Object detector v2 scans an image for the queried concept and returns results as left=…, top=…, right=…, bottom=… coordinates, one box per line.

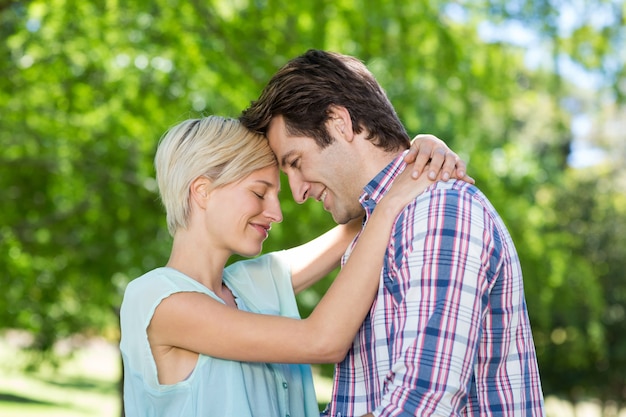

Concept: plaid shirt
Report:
left=323, top=154, right=545, bottom=417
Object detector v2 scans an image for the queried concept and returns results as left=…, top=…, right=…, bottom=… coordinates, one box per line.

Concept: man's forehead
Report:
left=266, top=116, right=288, bottom=145
left=267, top=117, right=298, bottom=164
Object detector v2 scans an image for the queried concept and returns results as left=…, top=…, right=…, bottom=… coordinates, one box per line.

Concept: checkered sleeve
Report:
left=375, top=185, right=503, bottom=417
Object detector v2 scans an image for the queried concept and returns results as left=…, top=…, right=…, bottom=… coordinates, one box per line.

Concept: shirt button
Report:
left=282, top=382, right=288, bottom=389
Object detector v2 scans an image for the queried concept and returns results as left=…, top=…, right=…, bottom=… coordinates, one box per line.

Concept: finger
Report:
left=406, top=149, right=432, bottom=180
left=454, top=158, right=468, bottom=180
left=427, top=147, right=446, bottom=180
left=461, top=173, right=476, bottom=184
left=438, top=152, right=458, bottom=181
left=404, top=145, right=419, bottom=169
left=406, top=135, right=435, bottom=179
left=449, top=167, right=475, bottom=184
left=403, top=145, right=419, bottom=163
left=412, top=150, right=433, bottom=179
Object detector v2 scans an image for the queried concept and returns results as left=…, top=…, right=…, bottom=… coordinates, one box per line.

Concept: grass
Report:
left=0, top=331, right=121, bottom=417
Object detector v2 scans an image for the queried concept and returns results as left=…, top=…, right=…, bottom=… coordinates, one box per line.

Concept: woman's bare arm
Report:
left=286, top=218, right=361, bottom=294
left=149, top=168, right=433, bottom=364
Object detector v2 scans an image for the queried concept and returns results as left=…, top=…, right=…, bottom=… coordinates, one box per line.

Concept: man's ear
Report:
left=327, top=105, right=354, bottom=142
left=190, top=176, right=212, bottom=209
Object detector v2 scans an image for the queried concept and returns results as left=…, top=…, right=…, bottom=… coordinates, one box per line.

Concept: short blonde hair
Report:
left=154, top=116, right=277, bottom=236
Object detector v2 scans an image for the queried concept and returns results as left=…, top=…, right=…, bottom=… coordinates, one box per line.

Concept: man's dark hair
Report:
left=240, top=49, right=410, bottom=152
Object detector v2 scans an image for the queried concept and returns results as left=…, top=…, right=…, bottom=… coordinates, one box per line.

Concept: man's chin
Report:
left=331, top=211, right=360, bottom=225
left=329, top=212, right=345, bottom=225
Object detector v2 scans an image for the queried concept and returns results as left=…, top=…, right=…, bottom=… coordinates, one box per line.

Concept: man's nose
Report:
left=289, top=176, right=311, bottom=204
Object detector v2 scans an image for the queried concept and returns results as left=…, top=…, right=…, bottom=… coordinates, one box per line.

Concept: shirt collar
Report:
left=360, top=150, right=409, bottom=210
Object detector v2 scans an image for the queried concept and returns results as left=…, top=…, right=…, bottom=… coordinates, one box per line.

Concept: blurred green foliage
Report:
left=1, top=0, right=625, bottom=410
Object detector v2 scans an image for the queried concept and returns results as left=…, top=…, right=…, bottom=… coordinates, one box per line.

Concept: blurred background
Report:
left=1, top=0, right=625, bottom=416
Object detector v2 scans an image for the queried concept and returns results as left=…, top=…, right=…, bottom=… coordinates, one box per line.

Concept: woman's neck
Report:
left=167, top=231, right=230, bottom=295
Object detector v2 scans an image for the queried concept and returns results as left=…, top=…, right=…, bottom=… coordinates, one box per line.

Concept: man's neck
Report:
left=354, top=142, right=405, bottom=190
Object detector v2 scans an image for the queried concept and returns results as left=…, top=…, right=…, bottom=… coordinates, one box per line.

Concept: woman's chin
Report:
left=235, top=246, right=263, bottom=258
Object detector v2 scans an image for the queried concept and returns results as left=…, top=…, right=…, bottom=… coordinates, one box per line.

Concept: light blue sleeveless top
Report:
left=119, top=252, right=319, bottom=417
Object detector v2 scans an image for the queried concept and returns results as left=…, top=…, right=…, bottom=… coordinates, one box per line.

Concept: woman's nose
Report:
left=267, top=199, right=283, bottom=223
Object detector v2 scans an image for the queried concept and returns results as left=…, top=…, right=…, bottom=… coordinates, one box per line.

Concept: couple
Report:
left=120, top=50, right=545, bottom=417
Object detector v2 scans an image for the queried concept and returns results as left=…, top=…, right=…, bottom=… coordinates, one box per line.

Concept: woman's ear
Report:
left=327, top=105, right=354, bottom=142
left=190, top=176, right=212, bottom=209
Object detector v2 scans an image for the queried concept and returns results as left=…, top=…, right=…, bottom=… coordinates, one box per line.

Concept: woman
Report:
left=120, top=116, right=466, bottom=416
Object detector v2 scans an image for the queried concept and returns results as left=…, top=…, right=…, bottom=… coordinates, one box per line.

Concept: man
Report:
left=240, top=50, right=545, bottom=417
